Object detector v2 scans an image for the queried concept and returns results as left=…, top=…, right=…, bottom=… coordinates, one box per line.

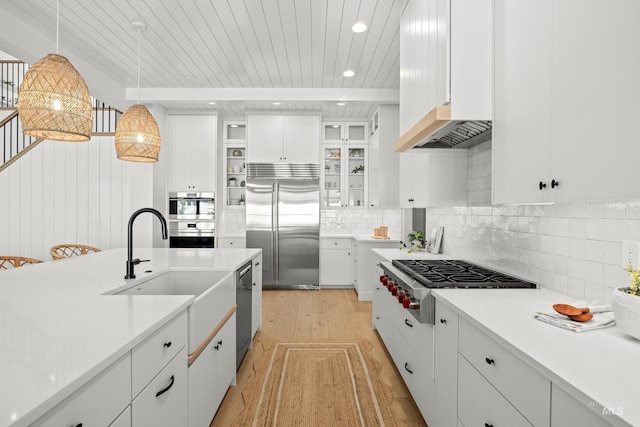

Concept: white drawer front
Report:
left=320, top=238, right=352, bottom=250
left=218, top=237, right=246, bottom=248
left=393, top=330, right=434, bottom=422
left=132, top=312, right=187, bottom=397
left=32, top=353, right=131, bottom=427
left=459, top=318, right=550, bottom=427
left=132, top=347, right=188, bottom=427
left=393, top=312, right=433, bottom=361
left=458, top=356, right=533, bottom=427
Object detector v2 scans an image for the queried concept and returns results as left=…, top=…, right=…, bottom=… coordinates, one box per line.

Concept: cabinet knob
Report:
left=440, top=318, right=447, bottom=324
left=408, top=198, right=414, bottom=202
left=539, top=181, right=546, bottom=190
left=485, top=357, right=495, bottom=365
left=552, top=179, right=560, bottom=188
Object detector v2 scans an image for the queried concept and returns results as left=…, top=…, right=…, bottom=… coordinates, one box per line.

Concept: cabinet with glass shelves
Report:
left=223, top=145, right=246, bottom=208
left=322, top=122, right=368, bottom=144
left=322, top=145, right=368, bottom=208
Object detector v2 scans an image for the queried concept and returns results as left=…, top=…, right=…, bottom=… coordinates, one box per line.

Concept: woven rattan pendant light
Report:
left=17, top=0, right=92, bottom=142
left=115, top=20, right=161, bottom=162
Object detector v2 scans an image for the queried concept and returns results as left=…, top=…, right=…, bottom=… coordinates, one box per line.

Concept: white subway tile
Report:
left=603, top=241, right=622, bottom=266
left=584, top=260, right=603, bottom=286
left=603, top=219, right=624, bottom=242
left=554, top=236, right=569, bottom=257
left=568, top=257, right=586, bottom=280
left=604, top=200, right=626, bottom=219
left=584, top=219, right=604, bottom=241
left=585, top=201, right=605, bottom=219
left=584, top=240, right=603, bottom=263
left=568, top=238, right=586, bottom=260
left=584, top=282, right=605, bottom=304
left=569, top=202, right=587, bottom=218
left=567, top=278, right=585, bottom=300
left=568, top=218, right=585, bottom=238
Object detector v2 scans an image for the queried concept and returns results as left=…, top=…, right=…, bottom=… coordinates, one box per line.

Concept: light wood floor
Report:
left=211, top=289, right=428, bottom=426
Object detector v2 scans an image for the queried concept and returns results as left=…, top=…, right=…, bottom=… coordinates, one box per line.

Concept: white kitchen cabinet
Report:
left=188, top=313, right=236, bottom=427
left=492, top=0, right=553, bottom=204
left=31, top=352, right=132, bottom=427
left=368, top=105, right=399, bottom=208
left=132, top=347, right=188, bottom=427
left=223, top=144, right=246, bottom=208
left=322, top=145, right=368, bottom=208
left=434, top=301, right=459, bottom=427
left=322, top=121, right=368, bottom=144
left=493, top=0, right=640, bottom=204
left=457, top=356, right=533, bottom=427
left=168, top=114, right=217, bottom=192
left=551, top=384, right=615, bottom=427
left=458, top=318, right=550, bottom=426
left=399, top=0, right=491, bottom=136
left=399, top=150, right=468, bottom=208
left=319, top=238, right=352, bottom=287
left=217, top=237, right=246, bottom=248
left=223, top=120, right=246, bottom=144
left=247, top=114, right=320, bottom=163
left=252, top=254, right=262, bottom=337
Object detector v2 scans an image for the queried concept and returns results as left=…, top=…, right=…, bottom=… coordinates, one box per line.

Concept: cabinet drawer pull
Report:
left=163, top=341, right=172, bottom=348
left=73, top=424, right=83, bottom=427
left=552, top=179, right=560, bottom=188
left=404, top=363, right=413, bottom=374
left=155, top=375, right=175, bottom=398
left=485, top=357, right=495, bottom=365
left=440, top=318, right=447, bottom=324
left=485, top=424, right=494, bottom=427
left=539, top=181, right=546, bottom=190
left=255, top=262, right=260, bottom=266
left=404, top=318, right=413, bottom=328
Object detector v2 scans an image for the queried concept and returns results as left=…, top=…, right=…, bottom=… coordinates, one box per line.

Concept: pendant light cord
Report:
left=137, top=27, right=141, bottom=104
left=56, top=0, right=59, bottom=53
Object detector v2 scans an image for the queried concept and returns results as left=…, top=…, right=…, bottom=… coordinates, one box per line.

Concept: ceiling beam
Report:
left=127, top=88, right=398, bottom=103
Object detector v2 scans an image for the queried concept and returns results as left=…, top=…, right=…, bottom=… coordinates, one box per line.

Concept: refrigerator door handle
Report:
left=271, top=182, right=277, bottom=281
left=274, top=181, right=280, bottom=281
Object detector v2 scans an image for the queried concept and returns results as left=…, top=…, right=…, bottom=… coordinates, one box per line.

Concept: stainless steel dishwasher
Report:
left=236, top=261, right=253, bottom=369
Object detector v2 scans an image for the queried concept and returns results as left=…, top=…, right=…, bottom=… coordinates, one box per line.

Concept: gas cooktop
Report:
left=391, top=259, right=536, bottom=289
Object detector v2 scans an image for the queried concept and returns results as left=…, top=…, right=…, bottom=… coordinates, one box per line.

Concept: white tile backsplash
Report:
left=320, top=208, right=402, bottom=238
left=425, top=141, right=635, bottom=303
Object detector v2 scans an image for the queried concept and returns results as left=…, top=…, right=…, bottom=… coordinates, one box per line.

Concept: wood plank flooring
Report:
left=211, top=289, right=428, bottom=426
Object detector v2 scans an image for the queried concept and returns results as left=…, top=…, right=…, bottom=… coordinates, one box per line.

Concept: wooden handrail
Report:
left=0, top=138, right=44, bottom=173
left=0, top=109, right=18, bottom=128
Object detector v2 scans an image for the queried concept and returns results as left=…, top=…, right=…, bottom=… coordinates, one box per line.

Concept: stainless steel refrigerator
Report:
left=246, top=163, right=319, bottom=289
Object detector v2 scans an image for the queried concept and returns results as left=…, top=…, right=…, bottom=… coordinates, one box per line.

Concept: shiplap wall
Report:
left=0, top=136, right=154, bottom=263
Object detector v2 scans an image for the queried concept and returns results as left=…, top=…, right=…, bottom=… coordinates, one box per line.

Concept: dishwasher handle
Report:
left=238, top=262, right=252, bottom=279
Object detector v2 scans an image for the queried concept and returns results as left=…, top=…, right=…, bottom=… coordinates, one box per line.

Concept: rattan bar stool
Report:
left=0, top=256, right=43, bottom=269
left=50, top=244, right=101, bottom=260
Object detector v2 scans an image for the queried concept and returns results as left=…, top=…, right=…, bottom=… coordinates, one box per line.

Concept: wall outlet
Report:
left=621, top=240, right=640, bottom=269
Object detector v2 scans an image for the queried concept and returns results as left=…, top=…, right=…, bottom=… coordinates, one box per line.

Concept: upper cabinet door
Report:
left=492, top=0, right=553, bottom=204
left=283, top=115, right=320, bottom=163
left=168, top=114, right=216, bottom=192
left=247, top=115, right=284, bottom=163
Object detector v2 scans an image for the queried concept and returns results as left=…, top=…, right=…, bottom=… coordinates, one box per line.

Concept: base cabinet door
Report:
left=551, top=384, right=615, bottom=427
left=188, top=314, right=236, bottom=427
left=132, top=347, right=188, bottom=427
left=434, top=301, right=460, bottom=427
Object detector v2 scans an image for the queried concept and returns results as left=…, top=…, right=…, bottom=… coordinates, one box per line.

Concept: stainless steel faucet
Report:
left=125, top=208, right=168, bottom=279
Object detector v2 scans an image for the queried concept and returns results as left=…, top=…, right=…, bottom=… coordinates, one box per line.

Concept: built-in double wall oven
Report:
left=168, top=192, right=215, bottom=248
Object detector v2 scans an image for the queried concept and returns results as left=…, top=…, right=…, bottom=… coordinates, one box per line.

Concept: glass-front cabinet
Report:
left=322, top=145, right=368, bottom=208
left=322, top=122, right=368, bottom=144
left=223, top=145, right=246, bottom=208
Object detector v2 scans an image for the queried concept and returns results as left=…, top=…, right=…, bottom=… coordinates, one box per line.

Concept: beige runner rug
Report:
left=231, top=341, right=396, bottom=427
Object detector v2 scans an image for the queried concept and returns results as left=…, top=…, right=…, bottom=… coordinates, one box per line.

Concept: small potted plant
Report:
left=612, top=266, right=640, bottom=340
left=400, top=231, right=427, bottom=253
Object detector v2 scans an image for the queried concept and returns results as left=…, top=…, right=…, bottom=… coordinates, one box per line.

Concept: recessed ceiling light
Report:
left=273, top=102, right=281, bottom=105
left=230, top=124, right=238, bottom=128
left=343, top=70, right=355, bottom=77
left=352, top=22, right=367, bottom=33
left=208, top=102, right=216, bottom=105
left=332, top=125, right=340, bottom=128
left=337, top=102, right=347, bottom=106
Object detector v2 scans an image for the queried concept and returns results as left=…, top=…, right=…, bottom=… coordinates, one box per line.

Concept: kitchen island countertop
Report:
left=0, top=247, right=259, bottom=427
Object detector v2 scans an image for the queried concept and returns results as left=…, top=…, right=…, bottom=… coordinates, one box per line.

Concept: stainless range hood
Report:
left=393, top=104, right=492, bottom=152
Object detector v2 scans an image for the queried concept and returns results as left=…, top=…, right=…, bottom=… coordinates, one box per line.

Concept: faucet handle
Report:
left=132, top=258, right=150, bottom=265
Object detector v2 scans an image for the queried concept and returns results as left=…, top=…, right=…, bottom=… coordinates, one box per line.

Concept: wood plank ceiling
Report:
left=1, top=0, right=402, bottom=118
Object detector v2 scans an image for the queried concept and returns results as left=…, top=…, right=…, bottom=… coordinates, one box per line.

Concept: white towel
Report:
left=534, top=301, right=616, bottom=332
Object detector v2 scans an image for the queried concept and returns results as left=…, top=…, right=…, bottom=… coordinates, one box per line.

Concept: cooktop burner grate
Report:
left=391, top=259, right=536, bottom=289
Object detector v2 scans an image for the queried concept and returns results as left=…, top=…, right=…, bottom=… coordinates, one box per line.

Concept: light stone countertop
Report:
left=321, top=234, right=402, bottom=243
left=433, top=288, right=637, bottom=427
left=0, top=247, right=259, bottom=427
